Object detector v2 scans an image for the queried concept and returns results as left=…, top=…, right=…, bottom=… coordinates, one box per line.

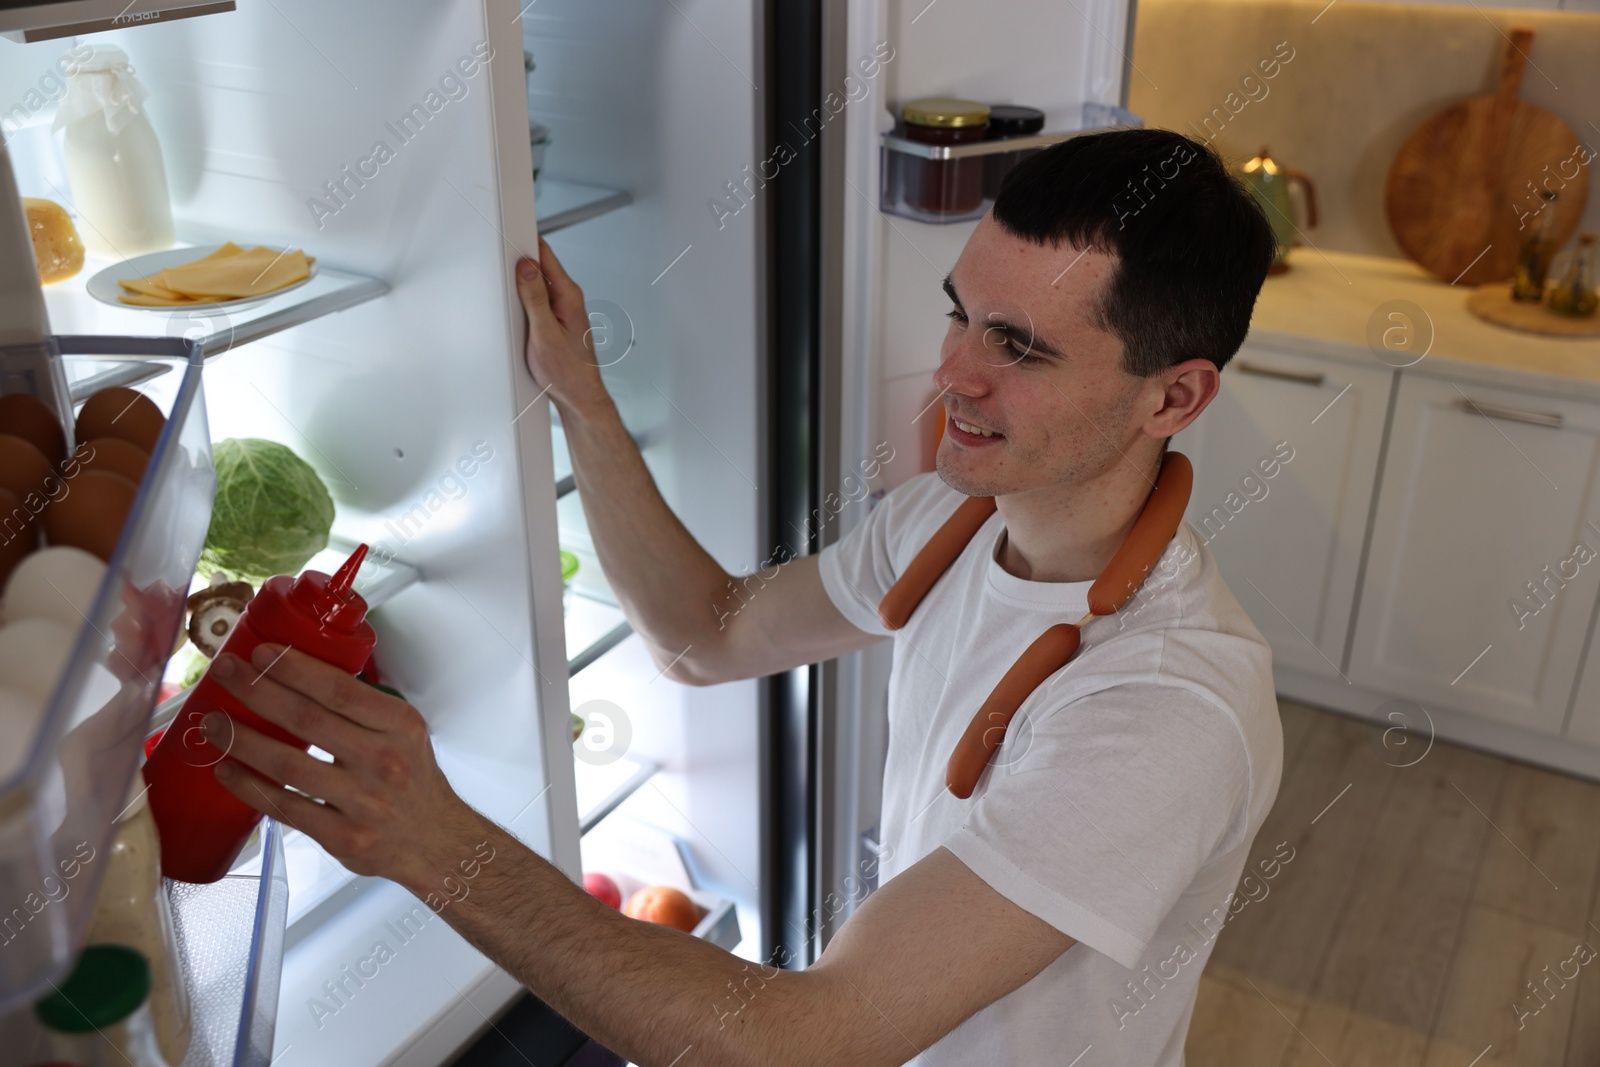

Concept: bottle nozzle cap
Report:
left=329, top=543, right=368, bottom=598
left=289, top=542, right=372, bottom=633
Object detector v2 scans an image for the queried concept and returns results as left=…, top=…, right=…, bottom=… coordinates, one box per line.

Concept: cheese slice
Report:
left=118, top=292, right=202, bottom=307
left=114, top=243, right=310, bottom=305
left=118, top=275, right=193, bottom=300
left=159, top=246, right=310, bottom=299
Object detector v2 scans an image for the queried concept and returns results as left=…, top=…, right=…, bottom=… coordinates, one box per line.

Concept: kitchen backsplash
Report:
left=1129, top=0, right=1600, bottom=260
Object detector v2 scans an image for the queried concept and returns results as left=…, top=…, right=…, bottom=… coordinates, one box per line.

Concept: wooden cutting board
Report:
left=1385, top=27, right=1587, bottom=286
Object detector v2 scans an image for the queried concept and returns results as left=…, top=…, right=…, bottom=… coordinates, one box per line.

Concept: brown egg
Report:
left=0, top=394, right=65, bottom=466
left=76, top=437, right=149, bottom=487
left=0, top=434, right=53, bottom=504
left=0, top=486, right=38, bottom=591
left=75, top=388, right=165, bottom=455
left=43, top=469, right=138, bottom=562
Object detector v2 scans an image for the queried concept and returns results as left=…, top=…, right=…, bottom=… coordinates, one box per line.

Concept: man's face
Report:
left=933, top=214, right=1153, bottom=499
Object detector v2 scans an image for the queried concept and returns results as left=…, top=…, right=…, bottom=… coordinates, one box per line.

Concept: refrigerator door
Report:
left=813, top=0, right=1134, bottom=949
left=0, top=0, right=577, bottom=1060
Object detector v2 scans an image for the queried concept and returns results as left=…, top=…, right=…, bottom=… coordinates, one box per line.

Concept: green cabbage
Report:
left=200, top=438, right=334, bottom=584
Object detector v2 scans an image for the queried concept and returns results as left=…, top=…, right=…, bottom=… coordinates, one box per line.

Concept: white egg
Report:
left=0, top=686, right=42, bottom=782
left=0, top=618, right=79, bottom=703
left=1, top=546, right=106, bottom=630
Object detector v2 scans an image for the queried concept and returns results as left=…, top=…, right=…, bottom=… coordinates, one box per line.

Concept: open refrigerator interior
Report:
left=0, top=0, right=767, bottom=1063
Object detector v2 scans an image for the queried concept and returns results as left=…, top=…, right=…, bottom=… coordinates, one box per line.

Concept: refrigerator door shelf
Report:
left=878, top=125, right=1127, bottom=224
left=169, top=817, right=291, bottom=1067
left=879, top=127, right=1095, bottom=163
left=0, top=337, right=214, bottom=1010
left=42, top=253, right=388, bottom=362
left=0, top=0, right=234, bottom=43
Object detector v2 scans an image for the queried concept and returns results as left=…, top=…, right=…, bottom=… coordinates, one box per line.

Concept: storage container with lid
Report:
left=899, top=98, right=990, bottom=216
left=983, top=105, right=1046, bottom=200
left=52, top=45, right=175, bottom=258
left=32, top=944, right=170, bottom=1066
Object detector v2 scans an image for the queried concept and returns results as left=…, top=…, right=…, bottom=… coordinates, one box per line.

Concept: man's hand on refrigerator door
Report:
left=199, top=643, right=482, bottom=894
left=517, top=237, right=613, bottom=418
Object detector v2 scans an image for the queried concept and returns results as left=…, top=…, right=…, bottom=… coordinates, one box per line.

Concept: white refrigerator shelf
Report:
left=575, top=752, right=657, bottom=836
left=0, top=337, right=215, bottom=1009
left=42, top=249, right=388, bottom=363
left=537, top=179, right=633, bottom=237
left=564, top=588, right=632, bottom=677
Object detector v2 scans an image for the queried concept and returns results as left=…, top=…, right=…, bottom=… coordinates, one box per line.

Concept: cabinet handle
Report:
left=1236, top=360, right=1326, bottom=387
left=1452, top=397, right=1563, bottom=429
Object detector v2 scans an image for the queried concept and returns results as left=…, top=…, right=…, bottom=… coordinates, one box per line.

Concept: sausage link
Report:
left=1086, top=451, right=1193, bottom=617
left=877, top=495, right=997, bottom=630
left=945, top=623, right=1081, bottom=799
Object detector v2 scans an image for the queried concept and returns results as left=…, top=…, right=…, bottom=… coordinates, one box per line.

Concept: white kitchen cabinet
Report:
left=1571, top=606, right=1600, bottom=747
left=1348, top=374, right=1600, bottom=735
left=1172, top=344, right=1393, bottom=683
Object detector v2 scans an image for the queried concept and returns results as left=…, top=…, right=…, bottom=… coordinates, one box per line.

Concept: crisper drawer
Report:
left=0, top=337, right=214, bottom=1006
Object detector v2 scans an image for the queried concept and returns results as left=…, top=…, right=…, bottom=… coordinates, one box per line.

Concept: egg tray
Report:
left=0, top=335, right=215, bottom=1010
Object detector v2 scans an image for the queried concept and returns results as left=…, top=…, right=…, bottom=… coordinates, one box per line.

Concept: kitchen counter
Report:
left=1245, top=247, right=1600, bottom=402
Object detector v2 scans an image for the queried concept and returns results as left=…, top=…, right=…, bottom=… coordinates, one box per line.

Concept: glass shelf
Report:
left=41, top=248, right=388, bottom=365
left=575, top=753, right=657, bottom=835
left=565, top=589, right=632, bottom=676
left=537, top=179, right=633, bottom=236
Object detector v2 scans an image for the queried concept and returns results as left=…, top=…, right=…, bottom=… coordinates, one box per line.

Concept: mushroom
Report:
left=186, top=574, right=255, bottom=658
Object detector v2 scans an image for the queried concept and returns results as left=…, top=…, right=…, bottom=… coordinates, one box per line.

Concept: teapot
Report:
left=1237, top=146, right=1318, bottom=274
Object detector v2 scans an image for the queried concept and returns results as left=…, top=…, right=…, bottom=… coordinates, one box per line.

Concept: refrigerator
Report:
left=0, top=0, right=1132, bottom=1062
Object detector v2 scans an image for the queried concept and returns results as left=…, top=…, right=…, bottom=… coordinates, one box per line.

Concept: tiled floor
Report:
left=1186, top=699, right=1600, bottom=1067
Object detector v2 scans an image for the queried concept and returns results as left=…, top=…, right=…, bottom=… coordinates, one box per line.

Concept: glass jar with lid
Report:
left=31, top=945, right=170, bottom=1067
left=1547, top=232, right=1597, bottom=317
left=900, top=98, right=990, bottom=216
left=982, top=105, right=1046, bottom=200
left=86, top=768, right=190, bottom=1066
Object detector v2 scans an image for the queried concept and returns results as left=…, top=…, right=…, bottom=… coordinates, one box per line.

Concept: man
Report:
left=204, top=128, right=1284, bottom=1066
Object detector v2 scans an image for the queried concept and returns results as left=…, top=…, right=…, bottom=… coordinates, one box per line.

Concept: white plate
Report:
left=85, top=244, right=318, bottom=313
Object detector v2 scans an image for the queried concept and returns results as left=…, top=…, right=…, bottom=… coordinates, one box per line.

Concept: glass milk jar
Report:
left=52, top=44, right=175, bottom=257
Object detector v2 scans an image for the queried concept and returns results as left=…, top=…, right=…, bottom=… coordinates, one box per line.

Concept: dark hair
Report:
left=991, top=128, right=1276, bottom=377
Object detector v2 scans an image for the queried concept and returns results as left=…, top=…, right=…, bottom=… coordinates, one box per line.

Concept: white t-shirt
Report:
left=818, top=472, right=1284, bottom=1067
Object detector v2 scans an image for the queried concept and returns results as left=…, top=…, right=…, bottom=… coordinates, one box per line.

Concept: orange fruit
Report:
left=623, top=885, right=703, bottom=933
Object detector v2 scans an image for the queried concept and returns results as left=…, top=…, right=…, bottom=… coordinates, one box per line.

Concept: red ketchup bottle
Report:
left=144, top=544, right=376, bottom=883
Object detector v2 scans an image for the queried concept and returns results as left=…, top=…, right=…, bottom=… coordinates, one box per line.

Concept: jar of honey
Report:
left=901, top=98, right=990, bottom=216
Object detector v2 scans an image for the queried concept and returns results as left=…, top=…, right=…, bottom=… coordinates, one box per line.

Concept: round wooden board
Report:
left=1386, top=100, right=1587, bottom=287
left=1466, top=284, right=1600, bottom=337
